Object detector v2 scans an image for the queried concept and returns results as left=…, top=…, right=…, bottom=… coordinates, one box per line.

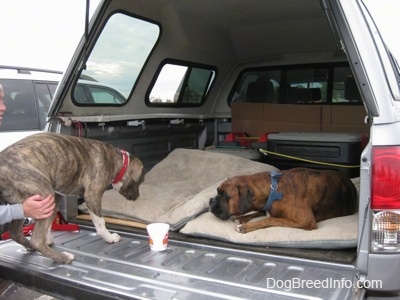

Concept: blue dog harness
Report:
left=263, top=170, right=283, bottom=211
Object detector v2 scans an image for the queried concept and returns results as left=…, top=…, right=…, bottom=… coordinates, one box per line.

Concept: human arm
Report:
left=0, top=194, right=55, bottom=225
left=0, top=203, right=24, bottom=225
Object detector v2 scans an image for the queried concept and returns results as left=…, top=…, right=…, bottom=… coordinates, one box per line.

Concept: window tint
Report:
left=34, top=81, right=58, bottom=128
left=74, top=82, right=125, bottom=104
left=0, top=79, right=40, bottom=131
left=231, top=70, right=280, bottom=103
left=332, top=67, right=362, bottom=103
left=229, top=64, right=361, bottom=105
left=74, top=13, right=160, bottom=105
left=149, top=62, right=216, bottom=106
left=284, top=68, right=328, bottom=104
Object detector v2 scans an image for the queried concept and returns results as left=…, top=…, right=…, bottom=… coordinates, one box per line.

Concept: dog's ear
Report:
left=237, top=185, right=254, bottom=214
left=130, top=155, right=144, bottom=183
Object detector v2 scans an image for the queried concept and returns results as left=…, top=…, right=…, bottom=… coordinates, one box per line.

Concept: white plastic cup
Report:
left=146, top=223, right=170, bottom=251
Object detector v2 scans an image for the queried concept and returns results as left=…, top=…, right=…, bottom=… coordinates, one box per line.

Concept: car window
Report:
left=284, top=68, right=328, bottom=104
left=74, top=82, right=126, bottom=104
left=73, top=12, right=160, bottom=105
left=0, top=79, right=40, bottom=131
left=34, top=81, right=58, bottom=128
left=230, top=69, right=281, bottom=103
left=332, top=67, right=361, bottom=103
left=148, top=62, right=216, bottom=106
left=229, top=63, right=362, bottom=105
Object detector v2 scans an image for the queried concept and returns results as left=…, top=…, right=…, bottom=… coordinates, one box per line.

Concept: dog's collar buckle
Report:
left=263, top=170, right=283, bottom=211
left=112, top=150, right=130, bottom=184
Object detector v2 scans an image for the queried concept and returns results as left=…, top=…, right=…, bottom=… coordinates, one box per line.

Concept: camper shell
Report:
left=1, top=0, right=400, bottom=299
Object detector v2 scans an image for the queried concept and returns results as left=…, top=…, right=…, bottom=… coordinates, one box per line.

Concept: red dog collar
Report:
left=112, top=150, right=130, bottom=184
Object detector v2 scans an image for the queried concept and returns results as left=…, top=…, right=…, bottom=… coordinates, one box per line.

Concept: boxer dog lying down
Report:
left=0, top=132, right=144, bottom=264
left=209, top=168, right=357, bottom=233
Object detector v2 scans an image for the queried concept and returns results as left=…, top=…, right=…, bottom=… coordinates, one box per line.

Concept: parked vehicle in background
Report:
left=1, top=0, right=400, bottom=299
left=0, top=66, right=61, bottom=151
left=0, top=67, right=126, bottom=150
left=74, top=79, right=126, bottom=104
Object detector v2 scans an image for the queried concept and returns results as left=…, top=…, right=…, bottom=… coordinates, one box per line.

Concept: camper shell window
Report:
left=147, top=61, right=216, bottom=107
left=73, top=13, right=160, bottom=106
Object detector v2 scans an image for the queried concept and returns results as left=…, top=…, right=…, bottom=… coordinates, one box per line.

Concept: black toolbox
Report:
left=257, top=132, right=362, bottom=178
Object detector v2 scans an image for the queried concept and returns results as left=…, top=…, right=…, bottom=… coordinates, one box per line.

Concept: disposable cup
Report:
left=146, top=223, right=170, bottom=251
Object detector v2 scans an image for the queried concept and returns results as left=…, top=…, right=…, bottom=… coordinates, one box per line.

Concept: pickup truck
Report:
left=1, top=0, right=400, bottom=299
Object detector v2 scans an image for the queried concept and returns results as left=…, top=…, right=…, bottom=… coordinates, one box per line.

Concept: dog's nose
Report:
left=209, top=197, right=216, bottom=206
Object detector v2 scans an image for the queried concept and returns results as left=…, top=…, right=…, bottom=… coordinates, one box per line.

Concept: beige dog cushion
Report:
left=79, top=148, right=278, bottom=230
left=79, top=148, right=359, bottom=249
left=180, top=177, right=360, bottom=249
left=180, top=212, right=358, bottom=249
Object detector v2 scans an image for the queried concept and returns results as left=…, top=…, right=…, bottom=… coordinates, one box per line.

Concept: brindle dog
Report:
left=209, top=168, right=357, bottom=233
left=0, top=132, right=144, bottom=263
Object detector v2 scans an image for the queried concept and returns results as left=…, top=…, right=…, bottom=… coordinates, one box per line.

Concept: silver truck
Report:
left=1, top=0, right=399, bottom=299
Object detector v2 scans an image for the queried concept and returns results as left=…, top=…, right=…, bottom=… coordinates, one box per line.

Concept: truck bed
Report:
left=0, top=224, right=360, bottom=300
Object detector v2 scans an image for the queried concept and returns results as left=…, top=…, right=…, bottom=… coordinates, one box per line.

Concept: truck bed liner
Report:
left=0, top=226, right=359, bottom=299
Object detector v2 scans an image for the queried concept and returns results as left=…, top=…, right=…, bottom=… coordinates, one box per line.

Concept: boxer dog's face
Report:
left=209, top=178, right=254, bottom=220
left=115, top=155, right=145, bottom=200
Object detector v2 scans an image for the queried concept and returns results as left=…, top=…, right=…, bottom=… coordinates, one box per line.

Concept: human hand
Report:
left=22, top=194, right=55, bottom=219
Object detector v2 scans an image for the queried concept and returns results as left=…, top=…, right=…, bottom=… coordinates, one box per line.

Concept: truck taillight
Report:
left=371, top=146, right=400, bottom=209
left=372, top=211, right=400, bottom=251
left=371, top=146, right=400, bottom=252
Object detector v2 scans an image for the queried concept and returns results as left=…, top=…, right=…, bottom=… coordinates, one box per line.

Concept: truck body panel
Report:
left=1, top=0, right=400, bottom=298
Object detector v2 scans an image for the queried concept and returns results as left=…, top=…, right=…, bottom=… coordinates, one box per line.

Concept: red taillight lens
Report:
left=371, top=146, right=400, bottom=209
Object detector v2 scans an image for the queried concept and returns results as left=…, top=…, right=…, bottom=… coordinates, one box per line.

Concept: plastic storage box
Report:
left=262, top=132, right=362, bottom=178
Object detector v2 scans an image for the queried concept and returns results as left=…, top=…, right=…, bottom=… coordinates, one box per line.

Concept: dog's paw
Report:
left=104, top=232, right=122, bottom=243
left=96, top=227, right=122, bottom=243
left=61, top=252, right=75, bottom=264
left=235, top=224, right=247, bottom=234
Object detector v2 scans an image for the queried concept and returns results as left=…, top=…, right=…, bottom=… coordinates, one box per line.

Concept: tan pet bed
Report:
left=79, top=148, right=359, bottom=249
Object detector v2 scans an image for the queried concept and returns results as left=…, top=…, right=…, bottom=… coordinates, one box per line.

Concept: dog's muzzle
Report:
left=209, top=197, right=231, bottom=220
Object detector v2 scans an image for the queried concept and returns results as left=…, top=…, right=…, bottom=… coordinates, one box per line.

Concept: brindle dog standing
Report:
left=0, top=132, right=144, bottom=264
left=209, top=168, right=357, bottom=233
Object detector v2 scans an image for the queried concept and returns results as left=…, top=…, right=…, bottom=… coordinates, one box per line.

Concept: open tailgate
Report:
left=0, top=226, right=362, bottom=299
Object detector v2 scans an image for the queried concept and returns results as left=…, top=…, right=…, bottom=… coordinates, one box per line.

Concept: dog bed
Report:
left=79, top=148, right=359, bottom=249
left=180, top=212, right=358, bottom=249
left=79, top=148, right=277, bottom=230
left=180, top=177, right=360, bottom=249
